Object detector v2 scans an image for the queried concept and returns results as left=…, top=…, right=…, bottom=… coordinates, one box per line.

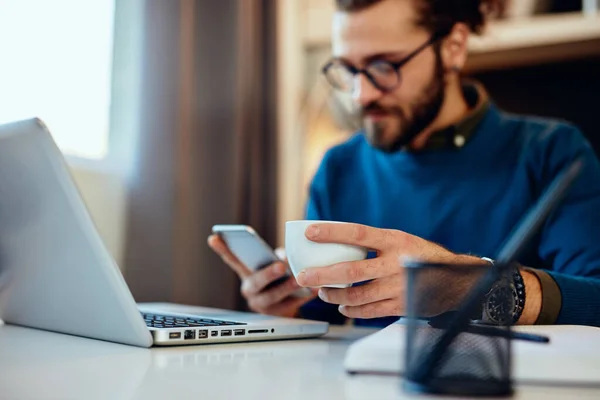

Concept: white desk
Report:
left=1, top=322, right=599, bottom=400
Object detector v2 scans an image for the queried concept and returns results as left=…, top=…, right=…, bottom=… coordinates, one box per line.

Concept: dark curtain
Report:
left=124, top=0, right=279, bottom=311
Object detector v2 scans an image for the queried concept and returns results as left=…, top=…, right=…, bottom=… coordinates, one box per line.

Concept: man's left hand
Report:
left=295, top=222, right=487, bottom=319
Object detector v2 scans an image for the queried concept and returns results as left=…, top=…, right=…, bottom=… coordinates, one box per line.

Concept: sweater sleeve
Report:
left=533, top=124, right=600, bottom=326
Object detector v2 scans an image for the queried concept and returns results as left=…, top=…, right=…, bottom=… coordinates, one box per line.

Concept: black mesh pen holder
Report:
left=401, top=261, right=514, bottom=397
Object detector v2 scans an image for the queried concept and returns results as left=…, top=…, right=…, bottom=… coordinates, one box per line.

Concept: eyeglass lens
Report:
left=325, top=59, right=401, bottom=92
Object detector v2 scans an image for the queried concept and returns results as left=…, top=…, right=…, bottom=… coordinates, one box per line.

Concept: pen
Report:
left=426, top=313, right=550, bottom=343
left=508, top=330, right=550, bottom=343
left=461, top=323, right=550, bottom=344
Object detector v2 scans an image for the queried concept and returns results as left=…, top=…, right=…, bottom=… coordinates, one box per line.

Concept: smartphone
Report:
left=212, top=224, right=280, bottom=271
left=211, top=224, right=311, bottom=297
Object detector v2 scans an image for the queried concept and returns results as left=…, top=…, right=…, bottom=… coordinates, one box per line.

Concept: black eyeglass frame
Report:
left=321, top=29, right=450, bottom=93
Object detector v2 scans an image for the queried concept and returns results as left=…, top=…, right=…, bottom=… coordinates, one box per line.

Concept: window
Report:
left=0, top=0, right=116, bottom=159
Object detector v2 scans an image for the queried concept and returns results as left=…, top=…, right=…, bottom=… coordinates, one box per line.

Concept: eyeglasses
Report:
left=321, top=32, right=446, bottom=94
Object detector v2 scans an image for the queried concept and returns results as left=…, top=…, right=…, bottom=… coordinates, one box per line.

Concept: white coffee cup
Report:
left=285, top=220, right=368, bottom=288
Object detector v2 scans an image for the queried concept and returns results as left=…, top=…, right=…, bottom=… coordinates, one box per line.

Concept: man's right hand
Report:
left=207, top=234, right=318, bottom=318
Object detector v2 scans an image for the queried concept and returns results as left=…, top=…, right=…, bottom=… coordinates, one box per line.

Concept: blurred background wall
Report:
left=1, top=0, right=599, bottom=311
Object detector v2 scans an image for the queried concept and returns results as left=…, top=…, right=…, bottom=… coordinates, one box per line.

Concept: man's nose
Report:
left=351, top=73, right=383, bottom=108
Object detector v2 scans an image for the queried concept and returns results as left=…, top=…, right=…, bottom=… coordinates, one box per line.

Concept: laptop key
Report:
left=143, top=313, right=245, bottom=327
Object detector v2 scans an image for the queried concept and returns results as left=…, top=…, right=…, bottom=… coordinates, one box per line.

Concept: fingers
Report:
left=247, top=277, right=305, bottom=312
left=268, top=289, right=320, bottom=316
left=315, top=276, right=405, bottom=319
left=318, top=277, right=403, bottom=307
left=296, top=258, right=394, bottom=287
left=305, top=222, right=398, bottom=250
left=207, top=234, right=251, bottom=278
left=240, top=262, right=289, bottom=297
left=338, top=299, right=403, bottom=319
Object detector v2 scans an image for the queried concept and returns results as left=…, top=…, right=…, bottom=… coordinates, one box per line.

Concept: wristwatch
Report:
left=479, top=258, right=526, bottom=325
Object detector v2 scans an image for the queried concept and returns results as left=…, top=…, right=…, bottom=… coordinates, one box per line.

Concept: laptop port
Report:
left=221, top=330, right=232, bottom=337
left=248, top=329, right=268, bottom=334
left=169, top=332, right=182, bottom=339
left=234, top=329, right=245, bottom=336
left=211, top=331, right=218, bottom=337
left=184, top=330, right=195, bottom=340
left=198, top=329, right=208, bottom=339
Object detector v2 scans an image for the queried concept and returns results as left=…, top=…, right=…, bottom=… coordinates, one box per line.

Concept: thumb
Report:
left=274, top=247, right=287, bottom=261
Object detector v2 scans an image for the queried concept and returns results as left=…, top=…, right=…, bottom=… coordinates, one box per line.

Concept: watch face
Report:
left=484, top=284, right=517, bottom=325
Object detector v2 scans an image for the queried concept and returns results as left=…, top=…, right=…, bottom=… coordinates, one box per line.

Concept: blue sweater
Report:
left=301, top=103, right=600, bottom=327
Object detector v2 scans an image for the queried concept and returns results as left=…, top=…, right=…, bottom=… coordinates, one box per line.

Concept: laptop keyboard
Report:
left=142, top=313, right=246, bottom=329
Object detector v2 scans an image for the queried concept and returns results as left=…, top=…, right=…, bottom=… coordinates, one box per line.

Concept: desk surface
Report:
left=1, top=321, right=599, bottom=400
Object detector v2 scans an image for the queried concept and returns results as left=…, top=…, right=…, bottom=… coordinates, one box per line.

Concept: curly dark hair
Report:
left=335, top=0, right=504, bottom=35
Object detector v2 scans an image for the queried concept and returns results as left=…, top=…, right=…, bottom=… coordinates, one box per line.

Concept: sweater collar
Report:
left=411, top=80, right=490, bottom=152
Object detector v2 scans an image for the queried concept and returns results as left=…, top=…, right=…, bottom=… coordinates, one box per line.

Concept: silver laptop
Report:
left=0, top=118, right=328, bottom=348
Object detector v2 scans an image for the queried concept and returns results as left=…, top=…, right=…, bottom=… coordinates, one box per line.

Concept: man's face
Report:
left=331, top=0, right=446, bottom=152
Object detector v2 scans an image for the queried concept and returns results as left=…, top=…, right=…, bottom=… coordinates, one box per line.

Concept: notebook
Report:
left=344, top=320, right=600, bottom=386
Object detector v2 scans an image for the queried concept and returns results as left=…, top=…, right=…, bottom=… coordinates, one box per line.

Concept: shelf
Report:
left=303, top=9, right=600, bottom=72
left=466, top=11, right=600, bottom=72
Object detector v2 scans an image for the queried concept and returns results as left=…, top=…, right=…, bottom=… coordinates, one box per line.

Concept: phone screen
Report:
left=217, top=229, right=279, bottom=271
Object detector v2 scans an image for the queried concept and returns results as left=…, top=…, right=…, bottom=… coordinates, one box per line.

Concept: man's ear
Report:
left=439, top=22, right=470, bottom=73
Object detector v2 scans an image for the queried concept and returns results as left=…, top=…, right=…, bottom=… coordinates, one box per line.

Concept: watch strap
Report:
left=523, top=267, right=561, bottom=325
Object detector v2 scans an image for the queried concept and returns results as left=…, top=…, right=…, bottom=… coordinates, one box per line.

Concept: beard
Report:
left=360, top=51, right=446, bottom=153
